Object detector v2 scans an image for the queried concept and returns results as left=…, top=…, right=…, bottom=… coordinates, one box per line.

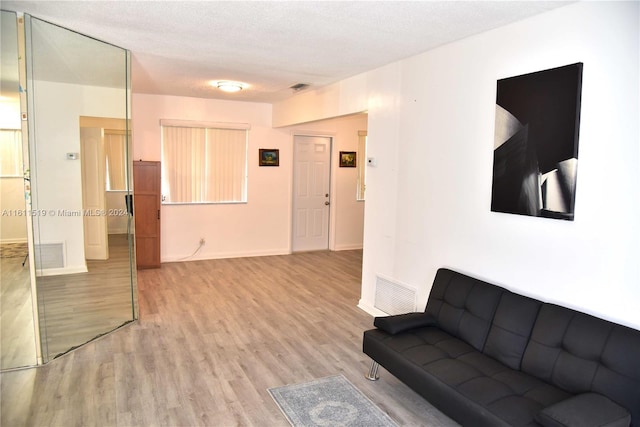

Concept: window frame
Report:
left=160, top=119, right=250, bottom=205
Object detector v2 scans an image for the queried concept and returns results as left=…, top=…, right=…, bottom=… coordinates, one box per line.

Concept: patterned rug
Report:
left=0, top=242, right=28, bottom=258
left=268, top=374, right=397, bottom=427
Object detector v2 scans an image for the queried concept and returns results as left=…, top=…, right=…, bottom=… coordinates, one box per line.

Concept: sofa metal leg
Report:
left=365, top=361, right=380, bottom=381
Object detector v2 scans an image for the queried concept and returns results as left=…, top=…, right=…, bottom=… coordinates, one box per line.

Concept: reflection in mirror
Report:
left=0, top=10, right=38, bottom=370
left=25, top=15, right=137, bottom=361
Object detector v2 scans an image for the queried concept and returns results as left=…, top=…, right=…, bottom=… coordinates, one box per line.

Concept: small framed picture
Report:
left=339, top=151, right=356, bottom=167
left=259, top=149, right=279, bottom=166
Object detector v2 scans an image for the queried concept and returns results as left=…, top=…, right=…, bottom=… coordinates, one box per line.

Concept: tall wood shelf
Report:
left=133, top=161, right=161, bottom=269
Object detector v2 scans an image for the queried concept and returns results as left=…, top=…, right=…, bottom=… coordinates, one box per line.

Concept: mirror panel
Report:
left=0, top=10, right=38, bottom=370
left=25, top=15, right=136, bottom=361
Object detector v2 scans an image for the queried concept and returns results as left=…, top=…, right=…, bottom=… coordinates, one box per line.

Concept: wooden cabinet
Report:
left=133, top=161, right=161, bottom=269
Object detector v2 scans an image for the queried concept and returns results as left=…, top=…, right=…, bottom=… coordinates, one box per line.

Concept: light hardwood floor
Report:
left=0, top=250, right=457, bottom=426
left=36, top=234, right=137, bottom=360
left=0, top=253, right=37, bottom=369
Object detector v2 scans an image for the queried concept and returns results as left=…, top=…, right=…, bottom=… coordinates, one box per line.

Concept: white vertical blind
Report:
left=104, top=130, right=127, bottom=190
left=162, top=125, right=247, bottom=203
left=0, top=129, right=23, bottom=177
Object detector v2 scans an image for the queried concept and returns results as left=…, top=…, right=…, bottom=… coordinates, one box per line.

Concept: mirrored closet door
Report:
left=0, top=12, right=138, bottom=368
left=25, top=14, right=138, bottom=363
left=0, top=10, right=37, bottom=370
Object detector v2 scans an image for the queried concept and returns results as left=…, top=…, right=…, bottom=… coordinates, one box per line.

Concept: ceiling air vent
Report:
left=290, top=83, right=310, bottom=92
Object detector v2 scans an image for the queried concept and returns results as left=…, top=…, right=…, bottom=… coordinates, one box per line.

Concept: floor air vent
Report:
left=374, top=275, right=417, bottom=315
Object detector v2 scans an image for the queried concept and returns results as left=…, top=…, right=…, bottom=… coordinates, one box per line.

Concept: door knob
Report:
left=324, top=201, right=330, bottom=206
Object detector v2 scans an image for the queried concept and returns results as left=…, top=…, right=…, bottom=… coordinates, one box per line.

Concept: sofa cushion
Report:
left=425, top=269, right=503, bottom=352
left=363, top=325, right=571, bottom=427
left=535, top=393, right=631, bottom=427
left=522, top=304, right=640, bottom=424
left=373, top=312, right=436, bottom=335
left=483, top=291, right=541, bottom=370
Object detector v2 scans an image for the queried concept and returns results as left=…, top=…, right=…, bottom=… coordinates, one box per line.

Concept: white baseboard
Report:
left=357, top=299, right=389, bottom=317
left=0, top=238, right=28, bottom=244
left=35, top=265, right=88, bottom=277
left=162, top=248, right=290, bottom=263
left=333, top=243, right=363, bottom=251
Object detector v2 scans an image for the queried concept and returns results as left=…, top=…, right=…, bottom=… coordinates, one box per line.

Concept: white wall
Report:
left=272, top=74, right=370, bottom=127
left=274, top=2, right=640, bottom=330
left=132, top=94, right=290, bottom=261
left=31, top=81, right=126, bottom=273
left=132, top=95, right=366, bottom=261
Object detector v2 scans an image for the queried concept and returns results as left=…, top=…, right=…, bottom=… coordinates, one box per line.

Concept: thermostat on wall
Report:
left=66, top=152, right=79, bottom=160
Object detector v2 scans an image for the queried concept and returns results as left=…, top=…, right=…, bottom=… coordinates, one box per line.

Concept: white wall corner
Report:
left=357, top=299, right=387, bottom=318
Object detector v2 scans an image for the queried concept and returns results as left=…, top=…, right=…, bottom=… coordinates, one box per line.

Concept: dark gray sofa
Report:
left=363, top=268, right=640, bottom=426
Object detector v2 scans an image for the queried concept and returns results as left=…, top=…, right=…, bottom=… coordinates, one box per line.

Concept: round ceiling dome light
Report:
left=213, top=80, right=246, bottom=93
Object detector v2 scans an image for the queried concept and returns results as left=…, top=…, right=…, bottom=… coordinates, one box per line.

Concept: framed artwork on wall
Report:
left=491, top=62, right=583, bottom=221
left=339, top=151, right=356, bottom=167
left=259, top=148, right=279, bottom=166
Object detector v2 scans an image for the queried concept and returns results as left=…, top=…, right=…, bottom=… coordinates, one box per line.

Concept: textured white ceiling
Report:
left=3, top=1, right=570, bottom=103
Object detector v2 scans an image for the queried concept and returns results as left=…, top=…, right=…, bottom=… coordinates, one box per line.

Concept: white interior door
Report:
left=292, top=135, right=331, bottom=252
left=80, top=127, right=109, bottom=260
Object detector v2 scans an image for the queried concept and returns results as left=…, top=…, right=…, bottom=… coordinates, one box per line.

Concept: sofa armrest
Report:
left=373, top=312, right=436, bottom=335
left=535, top=393, right=631, bottom=427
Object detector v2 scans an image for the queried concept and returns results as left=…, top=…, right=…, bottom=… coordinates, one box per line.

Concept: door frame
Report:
left=79, top=117, right=130, bottom=261
left=80, top=127, right=109, bottom=260
left=290, top=132, right=337, bottom=253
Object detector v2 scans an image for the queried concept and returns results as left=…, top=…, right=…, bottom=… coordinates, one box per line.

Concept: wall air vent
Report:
left=290, top=83, right=310, bottom=92
left=374, top=274, right=417, bottom=315
left=34, top=242, right=65, bottom=269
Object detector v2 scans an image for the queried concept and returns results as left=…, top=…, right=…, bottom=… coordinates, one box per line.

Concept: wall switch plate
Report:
left=66, top=152, right=79, bottom=160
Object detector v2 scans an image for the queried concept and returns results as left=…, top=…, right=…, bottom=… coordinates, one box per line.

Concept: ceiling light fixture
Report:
left=214, top=80, right=245, bottom=93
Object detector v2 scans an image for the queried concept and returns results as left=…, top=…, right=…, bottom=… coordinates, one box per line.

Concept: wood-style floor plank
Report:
left=1, top=250, right=457, bottom=426
left=0, top=253, right=37, bottom=369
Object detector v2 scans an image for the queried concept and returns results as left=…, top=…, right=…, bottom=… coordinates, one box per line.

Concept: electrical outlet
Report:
left=199, top=238, right=205, bottom=245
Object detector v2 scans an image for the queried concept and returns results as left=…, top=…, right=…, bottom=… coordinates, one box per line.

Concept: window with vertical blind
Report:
left=104, top=130, right=128, bottom=190
left=0, top=129, right=23, bottom=177
left=160, top=120, right=249, bottom=204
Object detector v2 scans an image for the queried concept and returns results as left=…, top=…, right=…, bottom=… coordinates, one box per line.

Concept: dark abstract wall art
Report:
left=491, top=63, right=583, bottom=221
